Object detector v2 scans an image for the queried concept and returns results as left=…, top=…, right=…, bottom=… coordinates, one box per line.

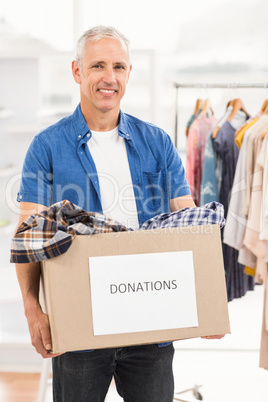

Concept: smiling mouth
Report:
left=98, top=89, right=117, bottom=93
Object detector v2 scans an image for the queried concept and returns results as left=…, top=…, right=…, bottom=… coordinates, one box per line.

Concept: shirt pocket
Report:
left=143, top=170, right=167, bottom=213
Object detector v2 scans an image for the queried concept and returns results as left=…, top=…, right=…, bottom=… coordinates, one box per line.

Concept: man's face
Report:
left=73, top=37, right=132, bottom=115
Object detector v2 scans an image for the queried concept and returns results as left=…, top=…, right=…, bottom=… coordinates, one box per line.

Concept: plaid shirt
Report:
left=140, top=201, right=225, bottom=230
left=10, top=200, right=128, bottom=264
left=11, top=200, right=225, bottom=264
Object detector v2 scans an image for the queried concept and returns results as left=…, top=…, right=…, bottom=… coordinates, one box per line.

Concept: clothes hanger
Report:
left=194, top=98, right=203, bottom=114
left=227, top=98, right=242, bottom=122
left=261, top=128, right=268, bottom=140
left=261, top=99, right=268, bottom=113
left=200, top=98, right=213, bottom=116
left=212, top=100, right=231, bottom=139
left=263, top=102, right=268, bottom=114
left=234, top=98, right=266, bottom=139
left=240, top=100, right=250, bottom=118
left=185, top=99, right=204, bottom=136
left=260, top=102, right=268, bottom=139
left=212, top=98, right=250, bottom=139
left=227, top=98, right=250, bottom=122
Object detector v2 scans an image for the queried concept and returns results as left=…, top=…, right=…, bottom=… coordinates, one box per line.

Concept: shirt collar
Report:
left=118, top=110, right=131, bottom=140
left=72, top=104, right=131, bottom=142
left=72, top=104, right=91, bottom=142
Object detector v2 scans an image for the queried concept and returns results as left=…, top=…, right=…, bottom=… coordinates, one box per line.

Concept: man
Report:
left=14, top=26, right=219, bottom=402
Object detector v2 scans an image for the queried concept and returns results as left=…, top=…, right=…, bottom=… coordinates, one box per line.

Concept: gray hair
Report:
left=75, top=25, right=131, bottom=70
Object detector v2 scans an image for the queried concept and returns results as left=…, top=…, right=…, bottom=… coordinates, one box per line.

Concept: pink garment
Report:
left=186, top=113, right=217, bottom=206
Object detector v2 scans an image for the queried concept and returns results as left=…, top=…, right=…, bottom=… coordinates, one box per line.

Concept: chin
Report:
left=99, top=102, right=119, bottom=112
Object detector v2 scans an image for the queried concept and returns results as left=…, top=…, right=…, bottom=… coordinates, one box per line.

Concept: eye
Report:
left=115, top=64, right=126, bottom=70
left=92, top=63, right=103, bottom=69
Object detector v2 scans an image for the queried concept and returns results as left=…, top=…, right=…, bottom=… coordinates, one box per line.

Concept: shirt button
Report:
left=87, top=134, right=90, bottom=137
left=126, top=133, right=130, bottom=137
left=78, top=135, right=81, bottom=139
left=20, top=195, right=22, bottom=199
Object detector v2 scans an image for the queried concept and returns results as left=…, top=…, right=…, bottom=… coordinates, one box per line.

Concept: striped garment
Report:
left=10, top=200, right=225, bottom=264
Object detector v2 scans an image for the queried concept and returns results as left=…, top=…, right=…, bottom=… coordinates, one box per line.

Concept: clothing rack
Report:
left=172, top=82, right=268, bottom=401
left=173, top=82, right=268, bottom=148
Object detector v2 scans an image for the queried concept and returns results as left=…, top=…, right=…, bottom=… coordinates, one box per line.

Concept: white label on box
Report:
left=89, top=251, right=198, bottom=336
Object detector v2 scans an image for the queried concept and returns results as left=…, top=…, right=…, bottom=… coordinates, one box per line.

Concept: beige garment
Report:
left=259, top=265, right=268, bottom=369
left=257, top=134, right=268, bottom=370
left=243, top=115, right=268, bottom=217
left=224, top=117, right=267, bottom=261
left=223, top=128, right=252, bottom=251
left=237, top=246, right=256, bottom=268
left=243, top=132, right=266, bottom=283
left=258, top=134, right=268, bottom=240
left=267, top=274, right=268, bottom=332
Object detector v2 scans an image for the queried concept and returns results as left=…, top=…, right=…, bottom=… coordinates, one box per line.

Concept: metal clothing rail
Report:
left=173, top=82, right=268, bottom=148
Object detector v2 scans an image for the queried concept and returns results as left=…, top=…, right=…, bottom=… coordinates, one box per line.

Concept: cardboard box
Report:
left=40, top=224, right=230, bottom=354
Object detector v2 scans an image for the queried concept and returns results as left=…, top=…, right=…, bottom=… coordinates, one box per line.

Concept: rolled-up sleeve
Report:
left=17, top=134, right=53, bottom=206
left=165, top=134, right=191, bottom=199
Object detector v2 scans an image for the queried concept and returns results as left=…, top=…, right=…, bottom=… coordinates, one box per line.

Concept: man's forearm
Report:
left=15, top=262, right=41, bottom=316
left=170, top=195, right=196, bottom=211
left=14, top=202, right=56, bottom=357
left=15, top=261, right=57, bottom=357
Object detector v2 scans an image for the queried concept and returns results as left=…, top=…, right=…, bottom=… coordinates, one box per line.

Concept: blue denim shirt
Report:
left=18, top=104, right=190, bottom=227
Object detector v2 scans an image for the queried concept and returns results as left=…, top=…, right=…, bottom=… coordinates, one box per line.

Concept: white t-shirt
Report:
left=87, top=127, right=139, bottom=230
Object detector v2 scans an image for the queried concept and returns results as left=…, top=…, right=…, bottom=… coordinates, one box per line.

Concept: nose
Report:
left=103, top=66, right=116, bottom=84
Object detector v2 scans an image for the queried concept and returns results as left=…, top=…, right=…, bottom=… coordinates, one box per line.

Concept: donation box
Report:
left=40, top=225, right=230, bottom=354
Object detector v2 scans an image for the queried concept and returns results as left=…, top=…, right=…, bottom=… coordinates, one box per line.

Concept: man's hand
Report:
left=26, top=302, right=61, bottom=358
left=201, top=334, right=225, bottom=340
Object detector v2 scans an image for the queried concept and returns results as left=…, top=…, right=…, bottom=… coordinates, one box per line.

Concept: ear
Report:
left=127, top=64, right=132, bottom=83
left=72, top=60, right=82, bottom=84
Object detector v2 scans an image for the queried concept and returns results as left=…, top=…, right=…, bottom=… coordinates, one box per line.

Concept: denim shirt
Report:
left=18, top=104, right=190, bottom=227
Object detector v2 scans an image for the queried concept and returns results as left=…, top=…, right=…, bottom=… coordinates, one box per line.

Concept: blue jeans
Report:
left=52, top=343, right=175, bottom=402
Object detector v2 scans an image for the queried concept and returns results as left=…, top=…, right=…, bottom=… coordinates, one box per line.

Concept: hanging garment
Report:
left=258, top=134, right=268, bottom=241
left=214, top=120, right=243, bottom=215
left=185, top=109, right=202, bottom=136
left=200, top=106, right=239, bottom=206
left=224, top=124, right=252, bottom=249
left=257, top=134, right=268, bottom=370
left=200, top=133, right=219, bottom=205
left=243, top=116, right=268, bottom=217
left=259, top=267, right=268, bottom=370
left=214, top=117, right=255, bottom=301
left=223, top=125, right=257, bottom=271
left=239, top=117, right=268, bottom=278
left=186, top=113, right=217, bottom=206
left=11, top=200, right=225, bottom=264
left=223, top=116, right=268, bottom=253
left=211, top=105, right=234, bottom=139
left=243, top=143, right=266, bottom=284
